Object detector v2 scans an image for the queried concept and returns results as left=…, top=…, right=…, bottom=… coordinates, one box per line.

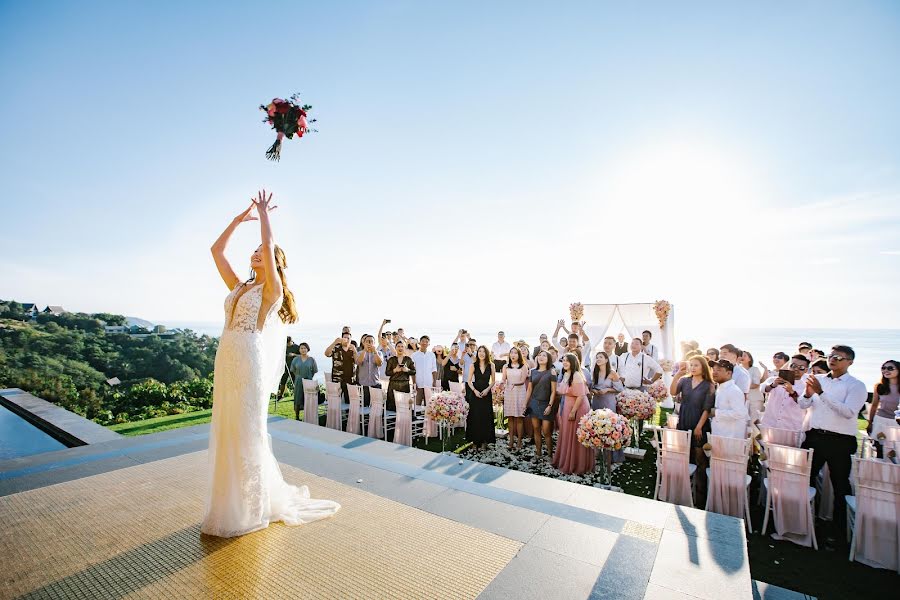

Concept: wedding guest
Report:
left=555, top=320, right=592, bottom=368
left=289, top=342, right=318, bottom=420
left=641, top=330, right=658, bottom=360
left=602, top=336, right=620, bottom=372
left=810, top=359, right=829, bottom=375
left=549, top=346, right=563, bottom=373
left=590, top=351, right=623, bottom=410
left=672, top=356, right=716, bottom=496
left=741, top=351, right=764, bottom=423
left=867, top=359, right=900, bottom=458
left=615, top=333, right=629, bottom=356
left=706, top=348, right=720, bottom=363
left=355, top=334, right=383, bottom=405
left=760, top=354, right=809, bottom=432
left=278, top=337, right=301, bottom=401
left=518, top=341, right=536, bottom=369
left=797, top=342, right=812, bottom=359
left=412, top=336, right=438, bottom=403
left=533, top=334, right=548, bottom=359
left=492, top=331, right=511, bottom=373
left=503, top=347, right=529, bottom=451
left=433, top=345, right=446, bottom=382
left=525, top=350, right=558, bottom=460
left=461, top=340, right=476, bottom=384
left=324, top=331, right=357, bottom=400
left=551, top=353, right=595, bottom=475
left=799, top=345, right=867, bottom=547
left=378, top=333, right=394, bottom=378
left=440, top=343, right=463, bottom=390
left=720, top=344, right=750, bottom=401
left=385, top=341, right=415, bottom=412
left=466, top=345, right=496, bottom=449
left=710, top=360, right=749, bottom=439
left=810, top=348, right=824, bottom=363
left=620, top=338, right=662, bottom=390
left=763, top=351, right=790, bottom=383
left=452, top=328, right=470, bottom=349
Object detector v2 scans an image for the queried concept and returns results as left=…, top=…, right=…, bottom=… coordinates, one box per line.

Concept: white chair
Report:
left=301, top=378, right=319, bottom=425
left=757, top=426, right=803, bottom=507
left=762, top=444, right=817, bottom=549
left=705, top=434, right=753, bottom=533
left=345, top=384, right=370, bottom=435
left=879, top=426, right=900, bottom=461
left=847, top=457, right=900, bottom=573
left=448, top=382, right=467, bottom=430
left=367, top=387, right=385, bottom=439
left=393, top=391, right=413, bottom=446
left=655, top=428, right=695, bottom=507
left=325, top=381, right=348, bottom=431
left=422, top=387, right=442, bottom=440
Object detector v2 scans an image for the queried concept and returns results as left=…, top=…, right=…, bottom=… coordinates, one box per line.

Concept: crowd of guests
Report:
left=280, top=321, right=898, bottom=546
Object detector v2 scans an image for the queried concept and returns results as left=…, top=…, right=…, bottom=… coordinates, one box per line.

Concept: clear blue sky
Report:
left=1, top=1, right=899, bottom=333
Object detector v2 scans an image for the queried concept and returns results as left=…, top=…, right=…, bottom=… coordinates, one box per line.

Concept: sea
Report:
left=162, top=320, right=900, bottom=388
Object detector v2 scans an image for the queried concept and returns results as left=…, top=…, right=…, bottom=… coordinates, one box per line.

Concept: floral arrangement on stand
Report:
left=616, top=388, right=656, bottom=449
left=259, top=94, right=316, bottom=161
left=577, top=408, right=633, bottom=484
left=569, top=302, right=584, bottom=322
left=653, top=299, right=671, bottom=330
left=425, top=390, right=469, bottom=451
left=646, top=380, right=669, bottom=402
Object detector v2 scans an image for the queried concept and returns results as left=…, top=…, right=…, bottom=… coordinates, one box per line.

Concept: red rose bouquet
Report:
left=259, top=94, right=316, bottom=161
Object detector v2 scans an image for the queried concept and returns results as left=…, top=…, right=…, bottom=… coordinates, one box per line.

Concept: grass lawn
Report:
left=107, top=403, right=898, bottom=598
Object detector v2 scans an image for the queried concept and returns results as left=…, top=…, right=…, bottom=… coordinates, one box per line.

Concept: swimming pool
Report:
left=0, top=403, right=67, bottom=460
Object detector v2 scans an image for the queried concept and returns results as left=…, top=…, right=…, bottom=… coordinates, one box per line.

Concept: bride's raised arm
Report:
left=211, top=203, right=257, bottom=290
left=251, top=189, right=283, bottom=300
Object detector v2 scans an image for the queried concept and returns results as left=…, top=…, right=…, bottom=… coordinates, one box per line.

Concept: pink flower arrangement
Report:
left=492, top=382, right=505, bottom=407
left=569, top=302, right=584, bottom=322
left=577, top=409, right=633, bottom=451
left=653, top=299, right=671, bottom=330
left=259, top=93, right=317, bottom=161
left=616, top=388, right=656, bottom=421
left=646, top=379, right=668, bottom=402
left=425, top=391, right=469, bottom=427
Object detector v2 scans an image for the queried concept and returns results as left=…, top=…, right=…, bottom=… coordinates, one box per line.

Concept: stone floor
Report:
left=0, top=417, right=759, bottom=599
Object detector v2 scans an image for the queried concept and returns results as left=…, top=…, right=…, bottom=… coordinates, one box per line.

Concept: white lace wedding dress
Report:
left=200, top=281, right=340, bottom=538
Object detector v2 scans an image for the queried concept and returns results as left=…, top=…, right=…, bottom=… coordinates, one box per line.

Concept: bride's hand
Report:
left=251, top=189, right=278, bottom=216
left=234, top=203, right=257, bottom=223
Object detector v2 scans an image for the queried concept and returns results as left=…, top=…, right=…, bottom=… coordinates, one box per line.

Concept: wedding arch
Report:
left=581, top=303, right=675, bottom=361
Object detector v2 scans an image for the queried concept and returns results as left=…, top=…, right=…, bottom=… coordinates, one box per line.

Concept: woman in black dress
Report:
left=670, top=356, right=715, bottom=494
left=385, top=341, right=416, bottom=412
left=440, top=343, right=462, bottom=391
left=466, top=345, right=496, bottom=449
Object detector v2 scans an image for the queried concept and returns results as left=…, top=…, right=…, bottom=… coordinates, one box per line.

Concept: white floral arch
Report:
left=581, top=303, right=675, bottom=361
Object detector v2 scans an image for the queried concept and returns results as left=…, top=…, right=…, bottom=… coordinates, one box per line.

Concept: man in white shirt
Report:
left=710, top=360, right=750, bottom=439
left=602, top=336, right=620, bottom=372
left=641, top=330, right=658, bottom=361
left=492, top=332, right=511, bottom=374
left=720, top=344, right=750, bottom=401
left=760, top=354, right=809, bottom=432
left=619, top=338, right=661, bottom=390
left=411, top=335, right=438, bottom=404
left=798, top=345, right=867, bottom=546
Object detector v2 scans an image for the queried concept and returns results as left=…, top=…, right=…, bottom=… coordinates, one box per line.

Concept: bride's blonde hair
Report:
left=274, top=245, right=298, bottom=323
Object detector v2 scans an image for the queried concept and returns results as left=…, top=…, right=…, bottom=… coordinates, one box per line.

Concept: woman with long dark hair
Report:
left=672, top=356, right=715, bottom=496
left=524, top=350, right=557, bottom=460
left=466, top=345, right=496, bottom=449
left=503, top=346, right=529, bottom=451
left=867, top=359, right=900, bottom=458
left=551, top=353, right=594, bottom=474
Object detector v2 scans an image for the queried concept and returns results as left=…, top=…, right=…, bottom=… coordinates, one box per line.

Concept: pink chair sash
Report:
left=666, top=413, right=679, bottom=429
left=768, top=444, right=814, bottom=547
left=658, top=429, right=693, bottom=507
left=852, top=458, right=900, bottom=573
left=346, top=385, right=362, bottom=435
left=301, top=379, right=319, bottom=425
left=325, top=381, right=344, bottom=431
left=367, top=387, right=384, bottom=439
left=393, top=391, right=412, bottom=446
left=423, top=387, right=438, bottom=438
left=759, top=426, right=801, bottom=448
left=448, top=382, right=467, bottom=428
left=707, top=435, right=749, bottom=519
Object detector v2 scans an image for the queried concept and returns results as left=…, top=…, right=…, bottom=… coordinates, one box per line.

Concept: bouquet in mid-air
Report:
left=260, top=94, right=316, bottom=161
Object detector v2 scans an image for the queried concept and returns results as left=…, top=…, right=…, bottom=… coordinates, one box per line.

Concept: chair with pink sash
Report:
left=422, top=387, right=440, bottom=440
left=367, top=386, right=385, bottom=439
left=847, top=457, right=900, bottom=572
left=655, top=428, right=695, bottom=507
left=393, top=391, right=413, bottom=446
left=449, top=382, right=467, bottom=430
left=666, top=413, right=679, bottom=429
left=757, top=426, right=803, bottom=507
left=325, top=381, right=348, bottom=430
left=706, top=434, right=753, bottom=532
left=345, top=384, right=369, bottom=435
left=762, top=444, right=817, bottom=549
left=301, top=378, right=319, bottom=425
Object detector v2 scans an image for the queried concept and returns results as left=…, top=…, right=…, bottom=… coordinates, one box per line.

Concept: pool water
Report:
left=0, top=403, right=67, bottom=460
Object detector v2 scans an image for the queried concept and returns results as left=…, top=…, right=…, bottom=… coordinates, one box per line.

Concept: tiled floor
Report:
left=0, top=417, right=756, bottom=600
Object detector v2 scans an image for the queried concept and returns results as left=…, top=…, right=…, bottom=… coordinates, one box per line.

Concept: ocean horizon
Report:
left=161, top=320, right=900, bottom=389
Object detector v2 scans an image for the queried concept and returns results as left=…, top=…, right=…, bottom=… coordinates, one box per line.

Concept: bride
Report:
left=200, top=189, right=340, bottom=538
